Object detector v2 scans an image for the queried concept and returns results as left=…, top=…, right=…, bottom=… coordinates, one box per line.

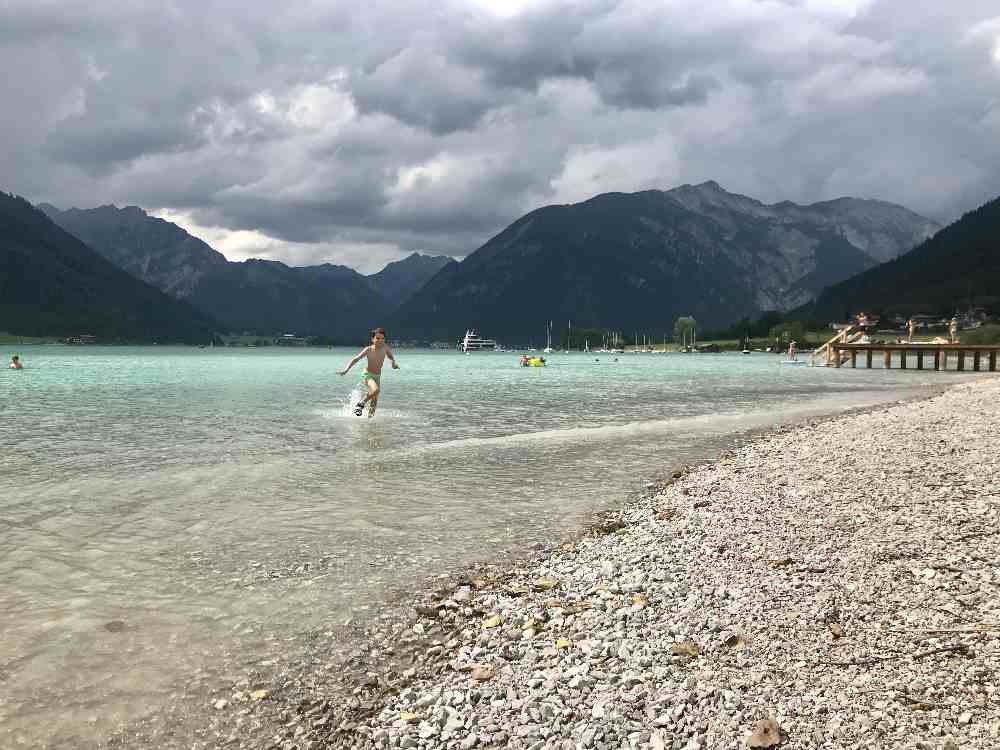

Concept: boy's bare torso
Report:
left=365, top=344, right=390, bottom=374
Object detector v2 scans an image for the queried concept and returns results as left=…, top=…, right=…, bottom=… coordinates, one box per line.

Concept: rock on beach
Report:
left=326, top=379, right=1000, bottom=748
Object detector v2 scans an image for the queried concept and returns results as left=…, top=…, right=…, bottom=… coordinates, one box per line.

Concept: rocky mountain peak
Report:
left=367, top=252, right=455, bottom=309
left=389, top=181, right=941, bottom=339
left=40, top=202, right=229, bottom=298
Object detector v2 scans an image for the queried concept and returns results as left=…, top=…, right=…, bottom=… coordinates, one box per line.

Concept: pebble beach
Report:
left=116, top=376, right=1000, bottom=750
left=337, top=377, right=1000, bottom=750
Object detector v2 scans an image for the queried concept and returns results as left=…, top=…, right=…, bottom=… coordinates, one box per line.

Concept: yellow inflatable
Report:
left=520, top=356, right=546, bottom=367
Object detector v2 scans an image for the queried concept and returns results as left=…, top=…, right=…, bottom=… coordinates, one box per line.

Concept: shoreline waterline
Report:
left=96, top=376, right=990, bottom=750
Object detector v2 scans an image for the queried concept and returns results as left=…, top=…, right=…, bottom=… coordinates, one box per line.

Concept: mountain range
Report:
left=791, top=195, right=1000, bottom=323
left=7, top=181, right=948, bottom=342
left=389, top=181, right=939, bottom=339
left=0, top=193, right=215, bottom=341
left=38, top=203, right=452, bottom=339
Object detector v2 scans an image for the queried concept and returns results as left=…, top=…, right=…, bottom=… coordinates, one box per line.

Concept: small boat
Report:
left=741, top=336, right=751, bottom=354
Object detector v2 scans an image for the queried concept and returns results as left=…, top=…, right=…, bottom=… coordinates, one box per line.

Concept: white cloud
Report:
left=551, top=134, right=683, bottom=205
left=151, top=208, right=410, bottom=273
left=464, top=0, right=541, bottom=18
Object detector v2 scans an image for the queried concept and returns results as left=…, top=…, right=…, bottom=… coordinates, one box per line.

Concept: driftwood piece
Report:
left=822, top=643, right=970, bottom=667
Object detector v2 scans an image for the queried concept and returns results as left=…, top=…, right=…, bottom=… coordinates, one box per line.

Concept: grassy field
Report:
left=0, top=332, right=63, bottom=345
left=623, top=332, right=833, bottom=352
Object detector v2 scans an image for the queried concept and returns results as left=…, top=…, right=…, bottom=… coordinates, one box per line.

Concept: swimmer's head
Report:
left=370, top=327, right=386, bottom=345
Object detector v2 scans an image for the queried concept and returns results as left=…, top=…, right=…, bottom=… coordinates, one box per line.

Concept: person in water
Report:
left=339, top=327, right=399, bottom=417
left=787, top=340, right=798, bottom=361
left=9, top=355, right=23, bottom=370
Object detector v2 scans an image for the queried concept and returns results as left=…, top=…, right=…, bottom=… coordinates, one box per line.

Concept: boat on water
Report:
left=543, top=321, right=553, bottom=354
left=459, top=329, right=498, bottom=352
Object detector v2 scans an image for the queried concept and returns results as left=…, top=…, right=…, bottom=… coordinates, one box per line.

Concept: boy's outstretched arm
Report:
left=338, top=347, right=369, bottom=376
left=386, top=345, right=400, bottom=369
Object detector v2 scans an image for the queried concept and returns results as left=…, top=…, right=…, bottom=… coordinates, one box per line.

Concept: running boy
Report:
left=339, top=327, right=399, bottom=417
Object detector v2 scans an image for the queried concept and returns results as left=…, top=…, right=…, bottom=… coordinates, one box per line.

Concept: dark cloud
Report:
left=2, top=0, right=999, bottom=272
left=350, top=48, right=499, bottom=134
left=46, top=115, right=206, bottom=174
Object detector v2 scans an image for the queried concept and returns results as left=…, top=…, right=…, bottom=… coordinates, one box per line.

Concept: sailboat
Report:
left=543, top=321, right=553, bottom=354
left=741, top=336, right=752, bottom=354
left=679, top=327, right=698, bottom=353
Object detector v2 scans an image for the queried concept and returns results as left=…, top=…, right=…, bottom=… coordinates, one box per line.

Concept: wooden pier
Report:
left=829, top=343, right=1000, bottom=371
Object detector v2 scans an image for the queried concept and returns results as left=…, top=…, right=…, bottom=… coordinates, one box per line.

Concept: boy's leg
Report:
left=366, top=381, right=380, bottom=417
left=355, top=376, right=377, bottom=415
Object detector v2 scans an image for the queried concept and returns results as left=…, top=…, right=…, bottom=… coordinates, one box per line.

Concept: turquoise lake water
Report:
left=0, top=346, right=966, bottom=746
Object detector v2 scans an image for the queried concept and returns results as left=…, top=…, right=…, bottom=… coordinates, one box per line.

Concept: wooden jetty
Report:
left=830, top=343, right=1000, bottom=371
left=810, top=325, right=1000, bottom=371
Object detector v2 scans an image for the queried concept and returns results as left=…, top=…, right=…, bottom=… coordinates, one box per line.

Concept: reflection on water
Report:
left=0, top=346, right=965, bottom=747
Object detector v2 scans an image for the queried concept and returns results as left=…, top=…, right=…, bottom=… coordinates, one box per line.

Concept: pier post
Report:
left=958, top=351, right=966, bottom=371
left=851, top=350, right=857, bottom=368
left=901, top=349, right=907, bottom=369
left=991, top=351, right=997, bottom=372
left=866, top=349, right=873, bottom=368
left=974, top=351, right=982, bottom=371
left=884, top=350, right=891, bottom=369
left=942, top=350, right=948, bottom=370
left=934, top=351, right=941, bottom=371
left=834, top=345, right=841, bottom=368
left=917, top=350, right=924, bottom=370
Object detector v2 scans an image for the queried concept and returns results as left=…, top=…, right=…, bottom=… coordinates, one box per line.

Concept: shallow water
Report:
left=0, top=346, right=970, bottom=747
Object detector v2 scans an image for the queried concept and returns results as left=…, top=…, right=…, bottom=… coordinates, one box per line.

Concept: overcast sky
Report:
left=3, top=0, right=999, bottom=273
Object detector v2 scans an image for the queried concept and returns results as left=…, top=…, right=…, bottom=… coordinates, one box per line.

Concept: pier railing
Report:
left=810, top=326, right=863, bottom=367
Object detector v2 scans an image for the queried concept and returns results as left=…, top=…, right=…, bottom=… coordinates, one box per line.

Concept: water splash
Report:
left=323, top=386, right=406, bottom=420
left=339, top=385, right=367, bottom=418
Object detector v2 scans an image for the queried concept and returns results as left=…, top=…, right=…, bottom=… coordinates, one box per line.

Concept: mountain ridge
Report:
left=367, top=252, right=456, bottom=307
left=39, top=204, right=455, bottom=337
left=0, top=193, right=216, bottom=341
left=790, top=194, right=1000, bottom=322
left=389, top=181, right=939, bottom=340
left=37, top=202, right=229, bottom=298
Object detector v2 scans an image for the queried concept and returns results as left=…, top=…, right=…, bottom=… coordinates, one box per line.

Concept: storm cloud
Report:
left=2, top=0, right=998, bottom=272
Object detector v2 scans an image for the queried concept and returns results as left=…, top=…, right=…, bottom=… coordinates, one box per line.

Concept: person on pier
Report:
left=949, top=317, right=959, bottom=344
left=907, top=318, right=917, bottom=343
left=855, top=312, right=870, bottom=343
